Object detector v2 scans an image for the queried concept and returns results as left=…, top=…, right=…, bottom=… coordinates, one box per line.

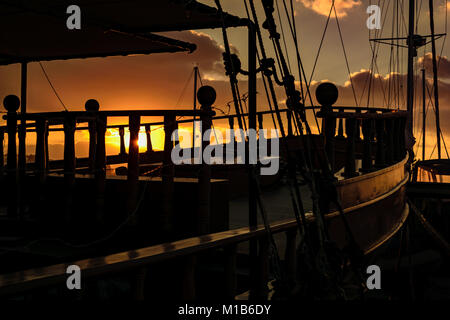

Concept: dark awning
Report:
left=0, top=0, right=246, bottom=65
left=0, top=1, right=247, bottom=32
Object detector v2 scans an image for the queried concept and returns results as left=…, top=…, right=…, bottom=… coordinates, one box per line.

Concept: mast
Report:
left=428, top=0, right=441, bottom=159
left=422, top=68, right=426, bottom=160
left=406, top=0, right=415, bottom=150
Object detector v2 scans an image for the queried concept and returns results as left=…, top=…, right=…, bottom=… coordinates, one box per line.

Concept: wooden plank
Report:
left=0, top=219, right=298, bottom=295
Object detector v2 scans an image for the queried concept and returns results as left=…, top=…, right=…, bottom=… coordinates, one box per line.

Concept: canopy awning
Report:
left=0, top=0, right=247, bottom=65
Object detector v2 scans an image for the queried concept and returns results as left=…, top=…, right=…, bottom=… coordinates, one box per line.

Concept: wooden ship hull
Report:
left=0, top=0, right=412, bottom=300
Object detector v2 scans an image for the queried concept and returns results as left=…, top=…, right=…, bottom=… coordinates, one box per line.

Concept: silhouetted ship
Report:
left=0, top=0, right=446, bottom=301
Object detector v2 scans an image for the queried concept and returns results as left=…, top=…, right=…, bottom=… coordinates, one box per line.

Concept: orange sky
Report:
left=0, top=0, right=449, bottom=160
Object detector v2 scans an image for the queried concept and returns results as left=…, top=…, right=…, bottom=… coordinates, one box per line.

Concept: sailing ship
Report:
left=0, top=0, right=445, bottom=301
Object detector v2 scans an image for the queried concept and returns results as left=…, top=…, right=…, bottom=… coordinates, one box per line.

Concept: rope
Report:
left=215, top=0, right=247, bottom=133
left=39, top=62, right=68, bottom=111
left=333, top=5, right=358, bottom=107
left=309, top=0, right=334, bottom=84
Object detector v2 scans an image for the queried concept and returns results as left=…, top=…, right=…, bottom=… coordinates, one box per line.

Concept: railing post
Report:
left=323, top=112, right=336, bottom=172
left=161, top=114, right=176, bottom=236
left=85, top=99, right=100, bottom=172
left=361, top=116, right=375, bottom=173
left=197, top=86, right=215, bottom=235
left=119, top=126, right=127, bottom=156
left=343, top=117, right=358, bottom=178
left=224, top=244, right=237, bottom=300
left=45, top=123, right=49, bottom=170
left=375, top=117, right=386, bottom=168
left=35, top=119, right=47, bottom=216
left=63, top=114, right=76, bottom=224
left=385, top=118, right=394, bottom=165
left=337, top=108, right=344, bottom=138
left=127, top=115, right=140, bottom=226
left=145, top=124, right=153, bottom=154
left=355, top=109, right=362, bottom=141
left=94, top=109, right=106, bottom=225
left=4, top=95, right=20, bottom=218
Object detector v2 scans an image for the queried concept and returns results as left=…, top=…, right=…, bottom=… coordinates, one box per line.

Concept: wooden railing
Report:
left=317, top=106, right=408, bottom=176
left=1, top=94, right=215, bottom=232
left=0, top=218, right=299, bottom=300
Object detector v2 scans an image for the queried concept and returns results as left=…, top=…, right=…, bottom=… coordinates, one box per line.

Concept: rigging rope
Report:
left=333, top=5, right=359, bottom=107
left=39, top=62, right=68, bottom=111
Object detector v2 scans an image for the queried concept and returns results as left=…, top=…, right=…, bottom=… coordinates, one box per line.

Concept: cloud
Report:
left=297, top=0, right=362, bottom=17
left=417, top=53, right=450, bottom=79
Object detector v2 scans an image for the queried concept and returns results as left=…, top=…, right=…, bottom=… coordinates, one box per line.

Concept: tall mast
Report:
left=406, top=0, right=415, bottom=149
left=428, top=0, right=441, bottom=159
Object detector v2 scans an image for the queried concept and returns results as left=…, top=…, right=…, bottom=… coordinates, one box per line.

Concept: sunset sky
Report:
left=0, top=0, right=449, bottom=159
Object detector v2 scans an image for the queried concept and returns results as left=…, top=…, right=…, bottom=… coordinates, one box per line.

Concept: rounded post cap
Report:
left=197, top=86, right=216, bottom=106
left=85, top=99, right=100, bottom=112
left=3, top=95, right=20, bottom=112
left=315, top=82, right=338, bottom=107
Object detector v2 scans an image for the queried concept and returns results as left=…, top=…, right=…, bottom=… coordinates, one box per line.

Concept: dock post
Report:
left=4, top=95, right=20, bottom=218
left=161, top=114, right=176, bottom=236
left=197, top=86, right=215, bottom=235
left=343, top=117, right=358, bottom=178
left=63, top=114, right=76, bottom=225
left=127, top=115, right=140, bottom=226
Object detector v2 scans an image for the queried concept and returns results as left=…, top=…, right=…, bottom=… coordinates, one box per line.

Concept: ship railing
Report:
left=317, top=106, right=408, bottom=177
left=0, top=217, right=299, bottom=300
left=0, top=104, right=406, bottom=173
left=1, top=95, right=215, bottom=230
